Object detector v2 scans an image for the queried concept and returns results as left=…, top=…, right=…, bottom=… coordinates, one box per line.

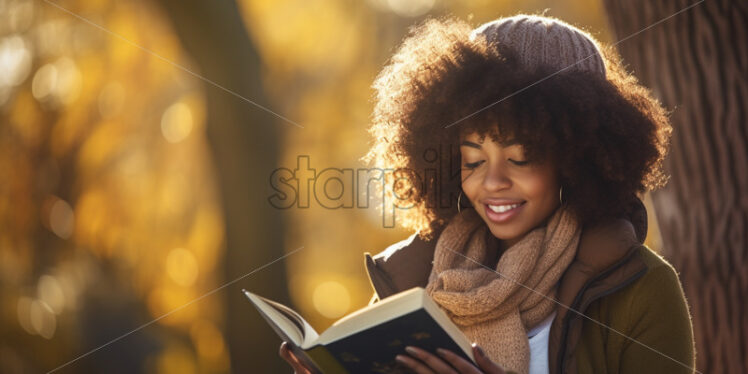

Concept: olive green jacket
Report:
left=363, top=199, right=696, bottom=374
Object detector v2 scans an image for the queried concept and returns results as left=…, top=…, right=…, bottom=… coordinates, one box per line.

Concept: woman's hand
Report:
left=279, top=341, right=314, bottom=374
left=395, top=343, right=508, bottom=374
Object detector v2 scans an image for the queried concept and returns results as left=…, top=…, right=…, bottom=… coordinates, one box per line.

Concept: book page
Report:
left=243, top=290, right=319, bottom=346
left=316, top=287, right=425, bottom=345
left=260, top=296, right=320, bottom=348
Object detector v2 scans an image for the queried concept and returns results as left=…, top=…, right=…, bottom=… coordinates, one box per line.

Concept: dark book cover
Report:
left=317, top=308, right=474, bottom=373
left=245, top=287, right=475, bottom=373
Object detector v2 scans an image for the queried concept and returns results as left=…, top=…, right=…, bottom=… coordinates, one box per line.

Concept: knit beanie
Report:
left=470, top=14, right=606, bottom=79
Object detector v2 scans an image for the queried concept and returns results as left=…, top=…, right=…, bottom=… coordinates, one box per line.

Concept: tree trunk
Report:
left=602, top=0, right=748, bottom=373
left=153, top=0, right=289, bottom=372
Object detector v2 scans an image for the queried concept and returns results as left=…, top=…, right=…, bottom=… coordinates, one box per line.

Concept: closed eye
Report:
left=463, top=160, right=484, bottom=169
left=509, top=159, right=529, bottom=166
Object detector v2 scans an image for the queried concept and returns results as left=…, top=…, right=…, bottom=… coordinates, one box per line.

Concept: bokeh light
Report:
left=48, top=198, right=75, bottom=240
left=29, top=299, right=56, bottom=339
left=161, top=101, right=193, bottom=143
left=190, top=320, right=226, bottom=360
left=0, top=35, right=32, bottom=88
left=0, top=1, right=661, bottom=373
left=312, top=281, right=351, bottom=319
left=37, top=275, right=66, bottom=314
left=1, top=0, right=226, bottom=372
left=387, top=0, right=435, bottom=17
left=166, top=248, right=199, bottom=287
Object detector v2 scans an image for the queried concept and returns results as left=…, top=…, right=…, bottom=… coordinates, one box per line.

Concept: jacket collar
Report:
left=364, top=198, right=650, bottom=374
left=548, top=198, right=649, bottom=374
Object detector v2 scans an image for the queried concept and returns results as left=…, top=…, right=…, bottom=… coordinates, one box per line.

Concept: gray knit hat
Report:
left=470, top=14, right=606, bottom=79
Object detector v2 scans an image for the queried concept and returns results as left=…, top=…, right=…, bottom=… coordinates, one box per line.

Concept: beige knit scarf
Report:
left=425, top=206, right=581, bottom=374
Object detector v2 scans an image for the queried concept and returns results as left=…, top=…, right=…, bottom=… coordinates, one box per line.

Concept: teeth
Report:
left=488, top=203, right=521, bottom=213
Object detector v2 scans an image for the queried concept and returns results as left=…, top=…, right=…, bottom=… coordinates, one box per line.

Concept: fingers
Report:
left=398, top=344, right=506, bottom=374
left=278, top=342, right=298, bottom=369
left=434, top=348, right=483, bottom=374
left=396, top=353, right=437, bottom=374
left=279, top=341, right=312, bottom=374
left=397, top=346, right=458, bottom=374
left=471, top=343, right=506, bottom=374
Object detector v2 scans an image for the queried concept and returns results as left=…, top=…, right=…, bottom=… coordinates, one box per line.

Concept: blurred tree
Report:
left=1, top=0, right=231, bottom=372
left=153, top=0, right=289, bottom=372
left=602, top=0, right=747, bottom=373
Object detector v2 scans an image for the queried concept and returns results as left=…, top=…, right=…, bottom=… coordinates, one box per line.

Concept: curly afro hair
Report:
left=362, top=16, right=672, bottom=239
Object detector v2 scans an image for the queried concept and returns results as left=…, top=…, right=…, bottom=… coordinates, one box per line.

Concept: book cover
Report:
left=244, top=287, right=476, bottom=373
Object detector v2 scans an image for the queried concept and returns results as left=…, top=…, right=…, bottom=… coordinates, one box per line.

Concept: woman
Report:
left=281, top=14, right=695, bottom=374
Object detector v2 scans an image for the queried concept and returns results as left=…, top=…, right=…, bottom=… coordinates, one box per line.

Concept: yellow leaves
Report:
left=153, top=344, right=198, bottom=374
left=190, top=320, right=228, bottom=362
left=76, top=119, right=125, bottom=174
left=8, top=89, right=43, bottom=149
left=147, top=285, right=199, bottom=326
left=1, top=1, right=230, bottom=371
left=51, top=104, right=91, bottom=157
left=31, top=57, right=82, bottom=106
left=74, top=187, right=108, bottom=254
left=238, top=0, right=362, bottom=75
left=187, top=207, right=224, bottom=274
left=107, top=9, right=141, bottom=69
left=166, top=248, right=199, bottom=287
left=98, top=81, right=125, bottom=119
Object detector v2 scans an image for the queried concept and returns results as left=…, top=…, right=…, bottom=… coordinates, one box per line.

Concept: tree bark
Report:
left=602, top=1, right=748, bottom=373
left=153, top=0, right=289, bottom=372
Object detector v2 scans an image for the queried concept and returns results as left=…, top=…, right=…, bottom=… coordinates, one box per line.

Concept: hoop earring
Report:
left=458, top=191, right=467, bottom=213
left=559, top=186, right=564, bottom=205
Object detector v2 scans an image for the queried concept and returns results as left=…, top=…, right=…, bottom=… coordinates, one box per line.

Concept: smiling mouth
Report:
left=483, top=201, right=526, bottom=223
left=487, top=202, right=524, bottom=213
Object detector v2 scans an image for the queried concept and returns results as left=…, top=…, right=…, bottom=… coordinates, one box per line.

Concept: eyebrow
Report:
left=460, top=140, right=481, bottom=149
left=459, top=139, right=519, bottom=148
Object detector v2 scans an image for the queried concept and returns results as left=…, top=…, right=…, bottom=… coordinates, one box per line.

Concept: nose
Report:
left=482, top=162, right=511, bottom=191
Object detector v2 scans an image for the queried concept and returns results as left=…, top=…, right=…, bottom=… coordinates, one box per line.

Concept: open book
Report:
left=243, top=287, right=475, bottom=374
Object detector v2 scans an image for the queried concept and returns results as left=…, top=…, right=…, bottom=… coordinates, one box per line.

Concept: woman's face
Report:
left=459, top=130, right=560, bottom=248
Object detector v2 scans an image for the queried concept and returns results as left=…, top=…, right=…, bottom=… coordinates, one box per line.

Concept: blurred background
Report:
left=1, top=0, right=744, bottom=373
